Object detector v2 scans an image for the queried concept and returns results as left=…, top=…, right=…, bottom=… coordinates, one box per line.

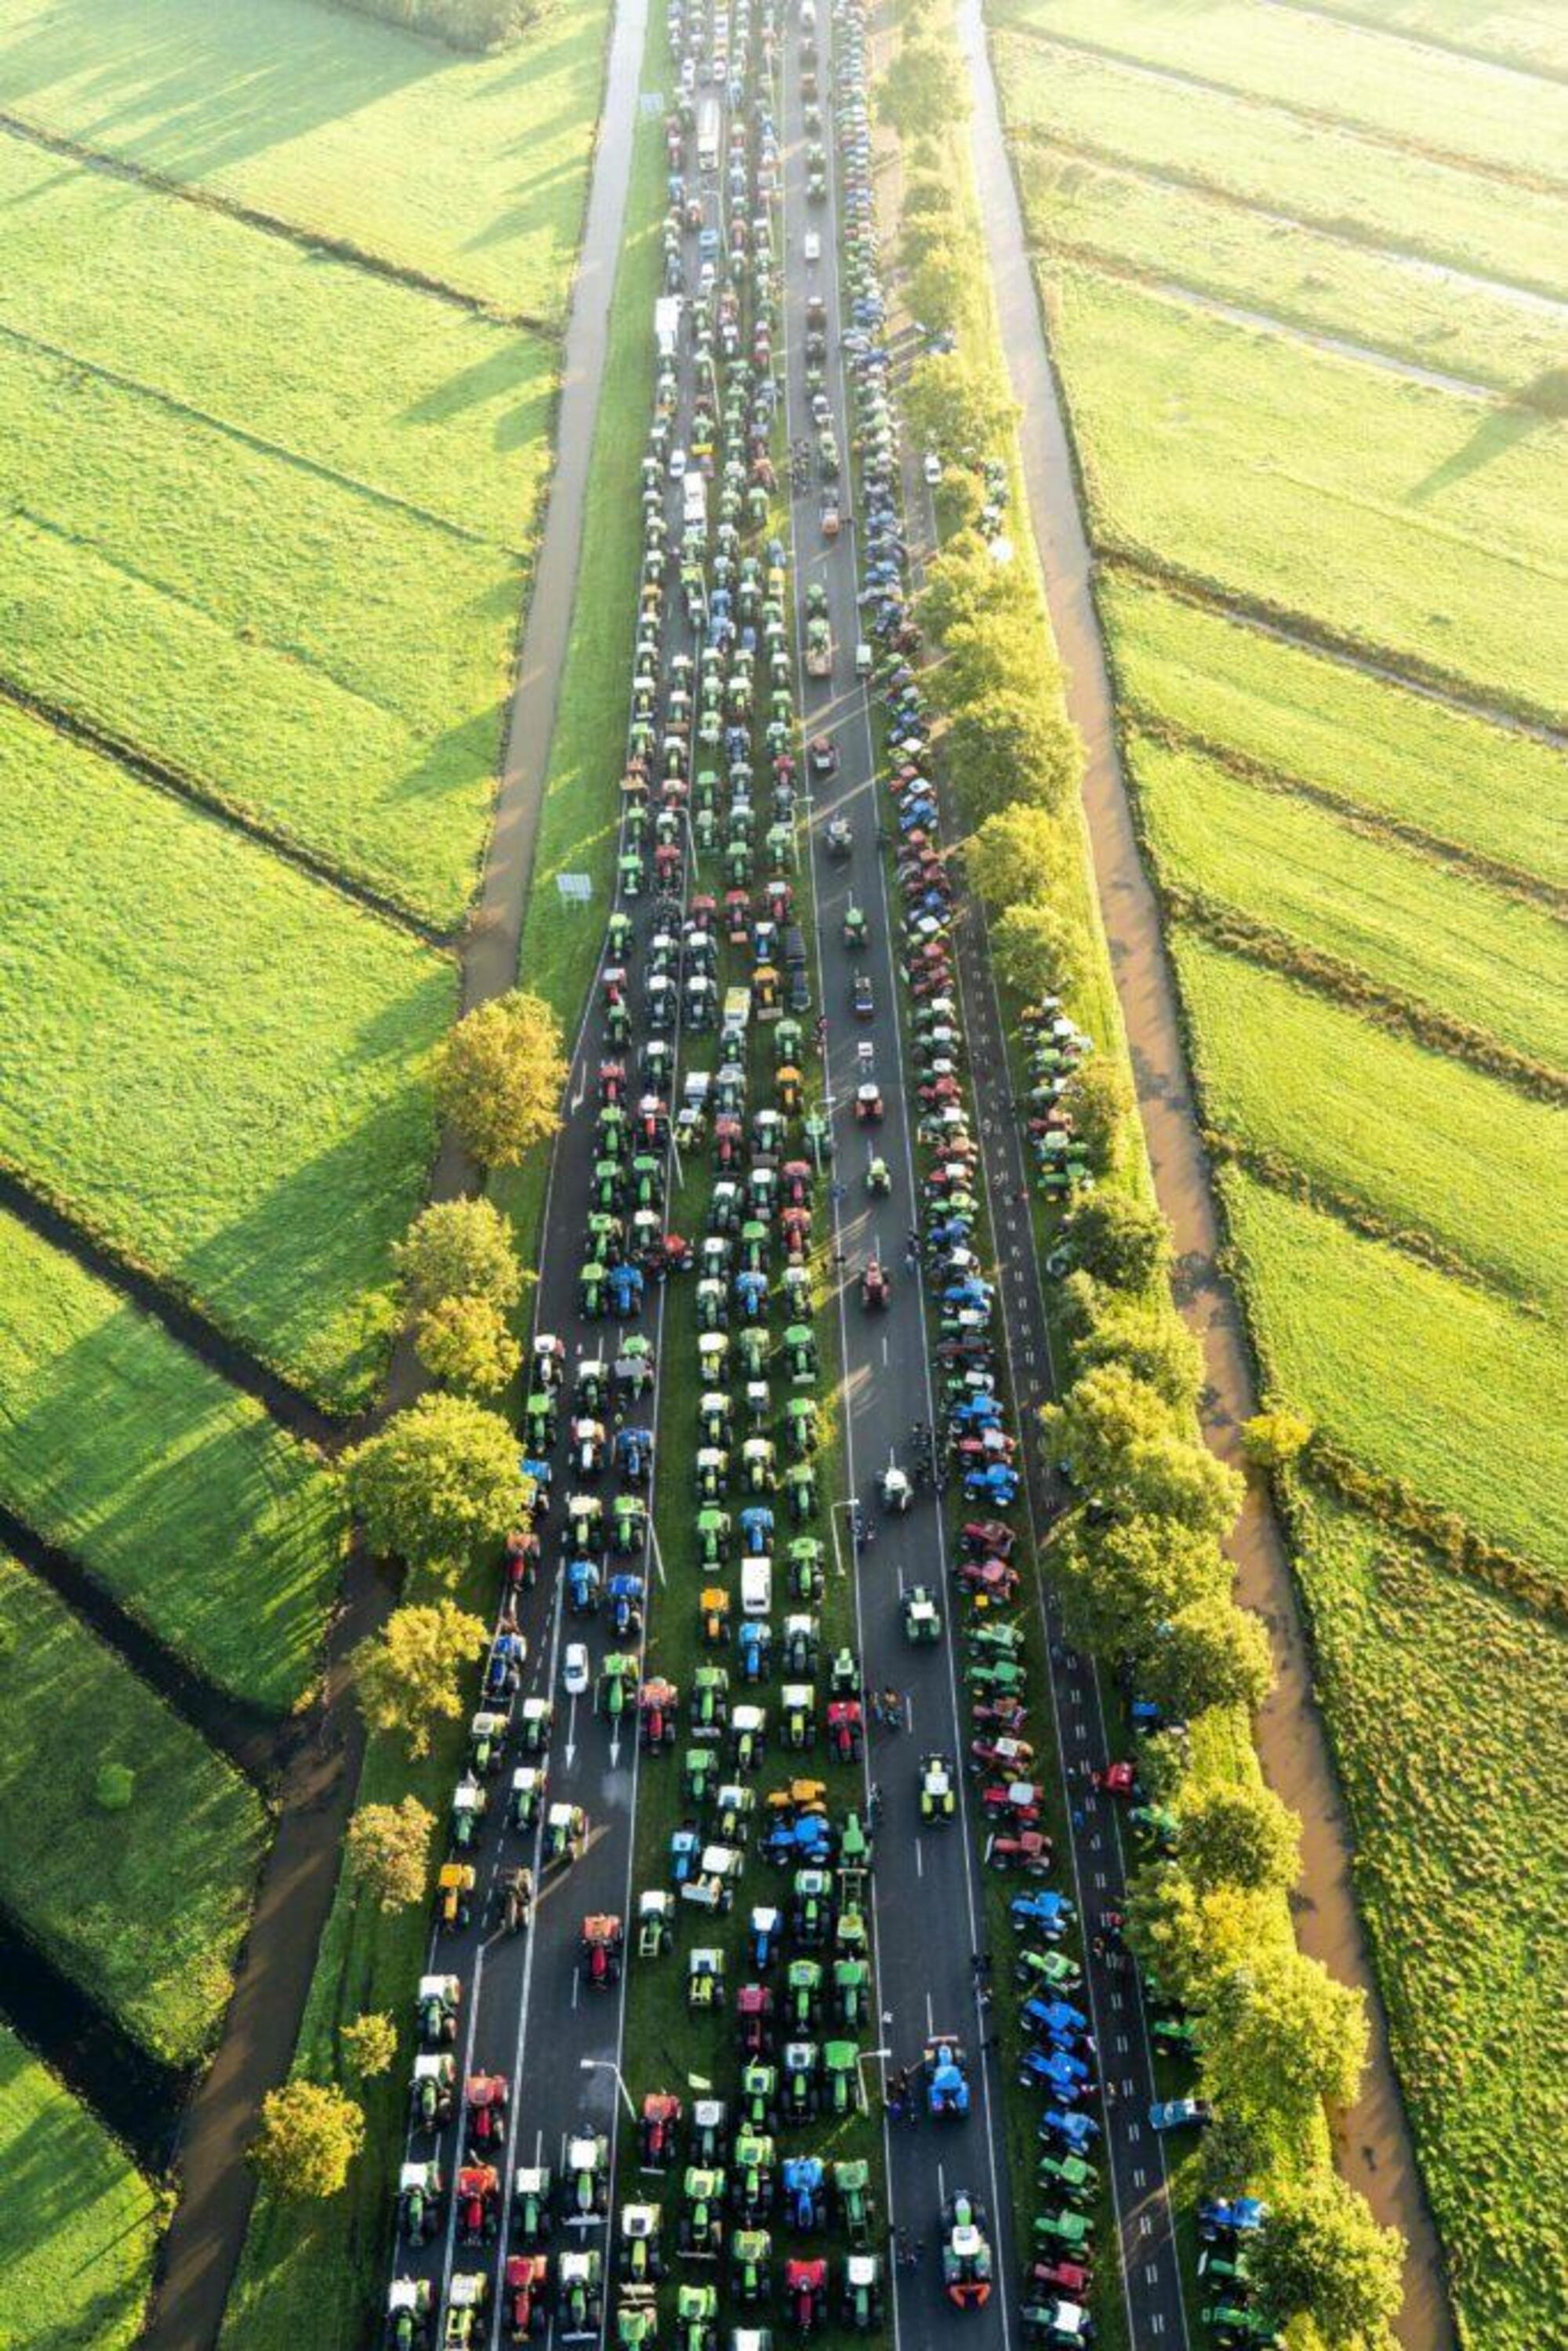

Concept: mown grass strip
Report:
left=1264, top=0, right=1568, bottom=84
left=1220, top=1172, right=1568, bottom=1591
left=1165, top=937, right=1568, bottom=1315
left=1277, top=1484, right=1568, bottom=2349
left=0, top=702, right=454, bottom=1414
left=0, top=1553, right=271, bottom=2067
left=1098, top=569, right=1568, bottom=891
left=0, top=0, right=613, bottom=321
left=0, top=1202, right=343, bottom=1711
left=1127, top=731, right=1568, bottom=1069
left=0, top=2023, right=156, bottom=2351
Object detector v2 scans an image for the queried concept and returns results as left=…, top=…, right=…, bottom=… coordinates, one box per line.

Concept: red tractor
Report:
left=464, top=2075, right=509, bottom=2156
left=640, top=2092, right=682, bottom=2170
left=580, top=1916, right=624, bottom=1990
left=826, top=1700, right=863, bottom=1764
left=785, top=2258, right=829, bottom=2335
left=503, top=2253, right=550, bottom=2342
left=456, top=2164, right=501, bottom=2245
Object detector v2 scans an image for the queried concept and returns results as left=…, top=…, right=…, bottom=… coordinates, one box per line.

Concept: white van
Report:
left=740, top=1558, right=773, bottom=1620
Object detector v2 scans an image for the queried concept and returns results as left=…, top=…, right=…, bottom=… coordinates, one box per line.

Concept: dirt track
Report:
left=953, top=2, right=1456, bottom=2341
left=138, top=2, right=648, bottom=2341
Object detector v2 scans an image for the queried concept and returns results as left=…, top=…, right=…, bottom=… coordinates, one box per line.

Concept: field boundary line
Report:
left=1098, top=548, right=1568, bottom=743
left=1204, top=1127, right=1551, bottom=1314
left=1124, top=711, right=1568, bottom=915
left=0, top=315, right=529, bottom=556
left=0, top=1498, right=283, bottom=1777
left=1009, top=121, right=1568, bottom=311
left=1164, top=891, right=1568, bottom=1105
left=0, top=108, right=559, bottom=336
left=0, top=1154, right=345, bottom=1442
left=1290, top=1443, right=1568, bottom=1626
left=1004, top=19, right=1568, bottom=199
left=0, top=667, right=456, bottom=949
left=1259, top=0, right=1568, bottom=93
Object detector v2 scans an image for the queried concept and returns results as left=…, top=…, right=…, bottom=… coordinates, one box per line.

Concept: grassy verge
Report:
left=220, top=33, right=664, bottom=2347
left=0, top=0, right=613, bottom=318
left=0, top=1554, right=270, bottom=2067
left=0, top=703, right=454, bottom=1413
left=0, top=2023, right=158, bottom=2351
left=0, top=1205, right=343, bottom=1710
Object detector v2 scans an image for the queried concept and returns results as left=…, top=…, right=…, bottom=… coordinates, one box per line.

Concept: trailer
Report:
left=655, top=296, right=683, bottom=360
left=697, top=100, right=721, bottom=173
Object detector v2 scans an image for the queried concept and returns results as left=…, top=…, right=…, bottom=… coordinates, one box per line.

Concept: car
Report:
left=803, top=228, right=822, bottom=263
left=923, top=451, right=942, bottom=487
left=669, top=446, right=688, bottom=480
left=563, top=1642, right=591, bottom=1698
left=851, top=973, right=873, bottom=1021
left=808, top=734, right=838, bottom=777
left=1148, top=2097, right=1213, bottom=2134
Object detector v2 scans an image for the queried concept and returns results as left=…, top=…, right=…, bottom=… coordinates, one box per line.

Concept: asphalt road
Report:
left=779, top=12, right=1020, bottom=2346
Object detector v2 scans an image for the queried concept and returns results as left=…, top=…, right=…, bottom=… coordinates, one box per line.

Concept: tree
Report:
left=342, top=1394, right=522, bottom=1580
left=435, top=989, right=566, bottom=1170
left=1049, top=1509, right=1222, bottom=1658
left=1128, top=1431, right=1245, bottom=1539
left=1206, top=1947, right=1370, bottom=2124
left=903, top=351, right=1013, bottom=460
left=415, top=1293, right=521, bottom=1398
left=1065, top=1190, right=1169, bottom=1292
left=1180, top=1780, right=1300, bottom=1899
left=1250, top=2173, right=1404, bottom=2349
left=1065, top=1058, right=1133, bottom=1177
left=249, top=2081, right=365, bottom=2200
left=931, top=613, right=1046, bottom=712
left=1042, top=1363, right=1176, bottom=1491
left=919, top=535, right=1025, bottom=640
left=964, top=805, right=1060, bottom=910
left=394, top=1196, right=522, bottom=1319
left=339, top=2011, right=397, bottom=2082
left=352, top=1601, right=488, bottom=1759
left=1241, top=1406, right=1314, bottom=1469
left=1127, top=1867, right=1258, bottom=2013
left=909, top=250, right=971, bottom=336
left=990, top=900, right=1078, bottom=1003
left=343, top=1795, right=436, bottom=1912
left=945, top=692, right=1080, bottom=822
left=1069, top=1283, right=1203, bottom=1410
left=880, top=36, right=966, bottom=136
left=1142, top=1595, right=1274, bottom=1721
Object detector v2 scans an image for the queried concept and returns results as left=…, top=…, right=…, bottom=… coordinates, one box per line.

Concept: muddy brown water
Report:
left=138, top=2, right=650, bottom=2344
left=954, top=2, right=1457, bottom=2341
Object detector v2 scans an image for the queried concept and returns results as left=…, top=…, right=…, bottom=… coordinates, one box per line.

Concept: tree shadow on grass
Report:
left=1407, top=368, right=1567, bottom=505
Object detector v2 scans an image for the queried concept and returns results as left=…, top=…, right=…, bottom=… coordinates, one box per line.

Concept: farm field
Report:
left=1011, top=143, right=1566, bottom=392
left=0, top=1206, right=343, bottom=1709
left=1170, top=939, right=1568, bottom=1314
left=1048, top=272, right=1568, bottom=724
left=0, top=2026, right=154, bottom=2351
left=1100, top=572, right=1568, bottom=893
left=989, top=3, right=1568, bottom=2337
left=991, top=30, right=1568, bottom=296
left=0, top=1554, right=269, bottom=2066
left=1131, top=733, right=1568, bottom=1066
left=1286, top=1489, right=1568, bottom=2343
left=0, top=0, right=612, bottom=319
left=0, top=703, right=454, bottom=1412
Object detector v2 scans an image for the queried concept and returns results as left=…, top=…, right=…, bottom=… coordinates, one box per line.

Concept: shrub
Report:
left=93, top=1763, right=135, bottom=1812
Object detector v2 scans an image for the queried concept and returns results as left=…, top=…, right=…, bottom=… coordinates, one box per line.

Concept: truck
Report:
left=721, top=987, right=752, bottom=1052
left=697, top=100, right=721, bottom=173
left=654, top=296, right=683, bottom=361
left=683, top=473, right=709, bottom=533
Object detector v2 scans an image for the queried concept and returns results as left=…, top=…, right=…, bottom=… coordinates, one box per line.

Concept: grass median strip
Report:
left=0, top=1552, right=270, bottom=2066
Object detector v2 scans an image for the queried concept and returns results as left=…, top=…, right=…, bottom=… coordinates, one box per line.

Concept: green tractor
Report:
left=786, top=1958, right=823, bottom=2030
left=740, top=2061, right=779, bottom=2134
left=731, top=2132, right=777, bottom=2222
left=840, top=2252, right=884, bottom=2332
left=833, top=1957, right=871, bottom=2029
left=673, top=2284, right=717, bottom=2351
left=599, top=1653, right=638, bottom=1722
left=833, top=2160, right=873, bottom=2248
left=619, top=2202, right=664, bottom=2285
left=730, top=2227, right=772, bottom=2306
left=822, top=2041, right=859, bottom=2119
left=679, top=2167, right=727, bottom=2260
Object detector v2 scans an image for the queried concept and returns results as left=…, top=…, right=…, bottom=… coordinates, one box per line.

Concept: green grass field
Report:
left=1131, top=734, right=1568, bottom=1066
left=1049, top=270, right=1568, bottom=723
left=1286, top=0, right=1568, bottom=77
left=0, top=1554, right=269, bottom=2066
left=993, top=30, right=1568, bottom=296
left=0, top=138, right=554, bottom=545
left=1101, top=573, right=1568, bottom=891
left=1287, top=1486, right=1568, bottom=2348
left=0, top=1206, right=343, bottom=1709
left=0, top=2026, right=155, bottom=2351
left=0, top=0, right=612, bottom=319
left=995, top=0, right=1568, bottom=181
left=1221, top=1174, right=1568, bottom=1587
left=1170, top=938, right=1568, bottom=1313
left=0, top=703, right=454, bottom=1411
left=1013, top=143, right=1566, bottom=393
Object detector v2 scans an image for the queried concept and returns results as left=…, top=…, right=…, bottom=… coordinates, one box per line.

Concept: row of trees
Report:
left=249, top=992, right=567, bottom=2199
left=894, top=53, right=1401, bottom=2336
